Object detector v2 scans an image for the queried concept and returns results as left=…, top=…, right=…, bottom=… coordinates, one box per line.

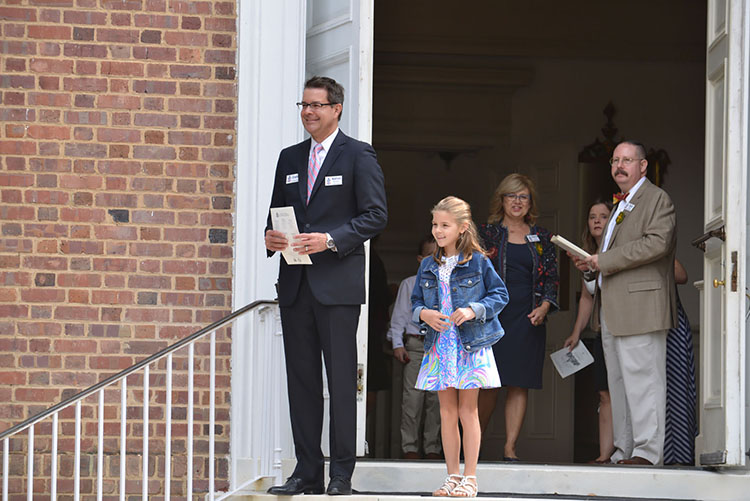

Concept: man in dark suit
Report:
left=573, top=140, right=676, bottom=465
left=264, top=76, right=387, bottom=495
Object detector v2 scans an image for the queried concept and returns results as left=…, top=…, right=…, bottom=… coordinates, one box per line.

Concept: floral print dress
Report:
left=415, top=255, right=501, bottom=391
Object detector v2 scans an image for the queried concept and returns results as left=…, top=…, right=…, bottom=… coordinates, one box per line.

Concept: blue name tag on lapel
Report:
left=286, top=173, right=299, bottom=184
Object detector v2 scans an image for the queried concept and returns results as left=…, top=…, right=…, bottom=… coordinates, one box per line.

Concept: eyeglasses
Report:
left=503, top=193, right=530, bottom=203
left=296, top=102, right=337, bottom=110
left=609, top=157, right=644, bottom=166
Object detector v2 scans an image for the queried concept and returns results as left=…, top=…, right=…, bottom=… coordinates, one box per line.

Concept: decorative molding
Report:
left=307, top=47, right=351, bottom=73
left=307, top=13, right=352, bottom=38
left=376, top=35, right=705, bottom=63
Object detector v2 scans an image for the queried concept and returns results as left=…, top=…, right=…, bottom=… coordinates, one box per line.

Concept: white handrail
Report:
left=3, top=437, right=10, bottom=501
left=119, top=377, right=126, bottom=501
left=51, top=413, right=57, bottom=500
left=209, top=331, right=216, bottom=501
left=74, top=401, right=81, bottom=501
left=26, top=425, right=33, bottom=501
left=187, top=343, right=194, bottom=501
left=142, top=364, right=149, bottom=501
left=3, top=438, right=8, bottom=500
left=97, top=391, right=103, bottom=501
left=165, top=353, right=172, bottom=501
left=0, top=300, right=282, bottom=499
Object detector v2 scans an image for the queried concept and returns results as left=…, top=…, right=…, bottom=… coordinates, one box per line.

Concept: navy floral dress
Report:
left=479, top=223, right=558, bottom=389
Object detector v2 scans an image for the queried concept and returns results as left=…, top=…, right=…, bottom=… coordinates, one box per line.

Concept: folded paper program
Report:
left=551, top=234, right=591, bottom=261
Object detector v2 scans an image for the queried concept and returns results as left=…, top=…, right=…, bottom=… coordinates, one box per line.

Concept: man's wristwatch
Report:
left=325, top=233, right=337, bottom=252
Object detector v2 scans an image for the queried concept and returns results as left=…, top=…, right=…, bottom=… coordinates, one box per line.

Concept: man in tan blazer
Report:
left=573, top=140, right=677, bottom=465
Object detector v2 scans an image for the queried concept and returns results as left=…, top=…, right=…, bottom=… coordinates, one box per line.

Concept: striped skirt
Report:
left=664, top=298, right=697, bottom=465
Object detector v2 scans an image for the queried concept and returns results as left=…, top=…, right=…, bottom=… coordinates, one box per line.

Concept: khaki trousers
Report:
left=400, top=335, right=441, bottom=455
left=601, top=312, right=667, bottom=465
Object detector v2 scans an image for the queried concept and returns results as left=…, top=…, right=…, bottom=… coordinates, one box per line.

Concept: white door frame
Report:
left=695, top=0, right=748, bottom=467
left=231, top=0, right=377, bottom=486
left=232, top=0, right=306, bottom=488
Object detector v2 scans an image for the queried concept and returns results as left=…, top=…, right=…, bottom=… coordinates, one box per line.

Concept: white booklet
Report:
left=270, top=206, right=312, bottom=265
left=550, top=342, right=594, bottom=378
left=551, top=234, right=591, bottom=260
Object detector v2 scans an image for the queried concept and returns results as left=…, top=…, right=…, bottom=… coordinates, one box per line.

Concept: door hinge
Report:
left=731, top=251, right=737, bottom=291
left=356, top=363, right=365, bottom=401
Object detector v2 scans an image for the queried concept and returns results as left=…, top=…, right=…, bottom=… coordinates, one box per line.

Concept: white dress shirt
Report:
left=598, top=175, right=647, bottom=287
left=386, top=275, right=421, bottom=349
left=308, top=127, right=339, bottom=165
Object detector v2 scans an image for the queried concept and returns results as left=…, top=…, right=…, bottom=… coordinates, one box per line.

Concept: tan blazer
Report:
left=591, top=178, right=677, bottom=336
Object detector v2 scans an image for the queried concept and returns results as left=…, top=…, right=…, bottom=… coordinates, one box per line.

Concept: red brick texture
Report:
left=0, top=0, right=237, bottom=498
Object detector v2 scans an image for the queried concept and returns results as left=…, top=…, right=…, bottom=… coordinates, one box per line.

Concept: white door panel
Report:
left=306, top=0, right=374, bottom=458
left=695, top=0, right=747, bottom=467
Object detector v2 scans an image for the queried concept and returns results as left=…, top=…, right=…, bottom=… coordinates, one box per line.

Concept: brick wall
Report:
left=0, top=0, right=238, bottom=498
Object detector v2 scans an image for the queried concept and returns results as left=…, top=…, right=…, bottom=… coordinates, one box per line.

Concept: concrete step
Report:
left=228, top=460, right=749, bottom=501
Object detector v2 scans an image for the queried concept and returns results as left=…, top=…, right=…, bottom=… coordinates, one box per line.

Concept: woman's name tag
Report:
left=526, top=234, right=540, bottom=243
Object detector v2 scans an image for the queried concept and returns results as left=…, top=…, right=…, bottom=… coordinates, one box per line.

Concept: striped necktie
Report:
left=307, top=143, right=324, bottom=203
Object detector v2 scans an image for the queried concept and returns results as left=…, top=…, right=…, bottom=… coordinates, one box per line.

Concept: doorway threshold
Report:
left=349, top=459, right=747, bottom=501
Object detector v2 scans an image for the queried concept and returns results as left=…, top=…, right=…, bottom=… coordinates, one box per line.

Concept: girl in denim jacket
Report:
left=411, top=196, right=508, bottom=497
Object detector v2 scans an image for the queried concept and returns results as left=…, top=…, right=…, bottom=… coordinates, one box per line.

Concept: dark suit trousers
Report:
left=279, top=270, right=360, bottom=482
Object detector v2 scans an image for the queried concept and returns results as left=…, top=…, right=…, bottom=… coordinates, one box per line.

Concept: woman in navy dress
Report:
left=477, top=174, right=559, bottom=461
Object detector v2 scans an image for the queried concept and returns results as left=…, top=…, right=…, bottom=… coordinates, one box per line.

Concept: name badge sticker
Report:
left=286, top=173, right=299, bottom=184
left=624, top=202, right=635, bottom=212
left=325, top=175, right=343, bottom=186
left=526, top=234, right=540, bottom=243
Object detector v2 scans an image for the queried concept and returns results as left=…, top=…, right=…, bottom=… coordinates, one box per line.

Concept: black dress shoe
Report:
left=326, top=477, right=352, bottom=496
left=267, top=477, right=325, bottom=495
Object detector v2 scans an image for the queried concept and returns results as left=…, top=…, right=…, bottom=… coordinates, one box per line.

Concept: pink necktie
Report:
left=307, top=143, right=323, bottom=203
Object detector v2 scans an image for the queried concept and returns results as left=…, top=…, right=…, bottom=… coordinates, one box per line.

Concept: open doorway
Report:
left=366, top=0, right=706, bottom=463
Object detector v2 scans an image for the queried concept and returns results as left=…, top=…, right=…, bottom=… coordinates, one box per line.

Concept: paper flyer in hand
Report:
left=550, top=342, right=594, bottom=378
left=270, top=206, right=312, bottom=265
left=551, top=235, right=591, bottom=260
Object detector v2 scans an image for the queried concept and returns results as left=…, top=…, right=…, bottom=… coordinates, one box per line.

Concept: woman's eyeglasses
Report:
left=503, top=193, right=530, bottom=203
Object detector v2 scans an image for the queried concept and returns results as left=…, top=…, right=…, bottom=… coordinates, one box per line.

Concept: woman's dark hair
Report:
left=417, top=234, right=435, bottom=256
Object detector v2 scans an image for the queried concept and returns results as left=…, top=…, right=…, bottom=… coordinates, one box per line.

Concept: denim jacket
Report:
left=410, top=251, right=509, bottom=353
left=479, top=222, right=559, bottom=314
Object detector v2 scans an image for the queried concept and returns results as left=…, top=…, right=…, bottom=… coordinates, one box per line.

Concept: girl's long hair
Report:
left=581, top=198, right=613, bottom=254
left=431, top=196, right=485, bottom=265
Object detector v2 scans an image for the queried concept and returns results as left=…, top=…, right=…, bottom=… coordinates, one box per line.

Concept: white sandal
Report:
left=432, top=474, right=463, bottom=497
left=450, top=475, right=477, bottom=498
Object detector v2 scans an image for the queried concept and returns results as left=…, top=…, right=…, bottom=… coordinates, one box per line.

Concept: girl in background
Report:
left=563, top=198, right=614, bottom=463
left=412, top=196, right=508, bottom=497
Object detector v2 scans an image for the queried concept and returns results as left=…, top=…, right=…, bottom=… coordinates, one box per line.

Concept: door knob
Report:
left=713, top=278, right=725, bottom=288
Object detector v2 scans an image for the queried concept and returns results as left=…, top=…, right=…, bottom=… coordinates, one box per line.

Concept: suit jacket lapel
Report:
left=297, top=139, right=311, bottom=206
left=308, top=132, right=346, bottom=203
